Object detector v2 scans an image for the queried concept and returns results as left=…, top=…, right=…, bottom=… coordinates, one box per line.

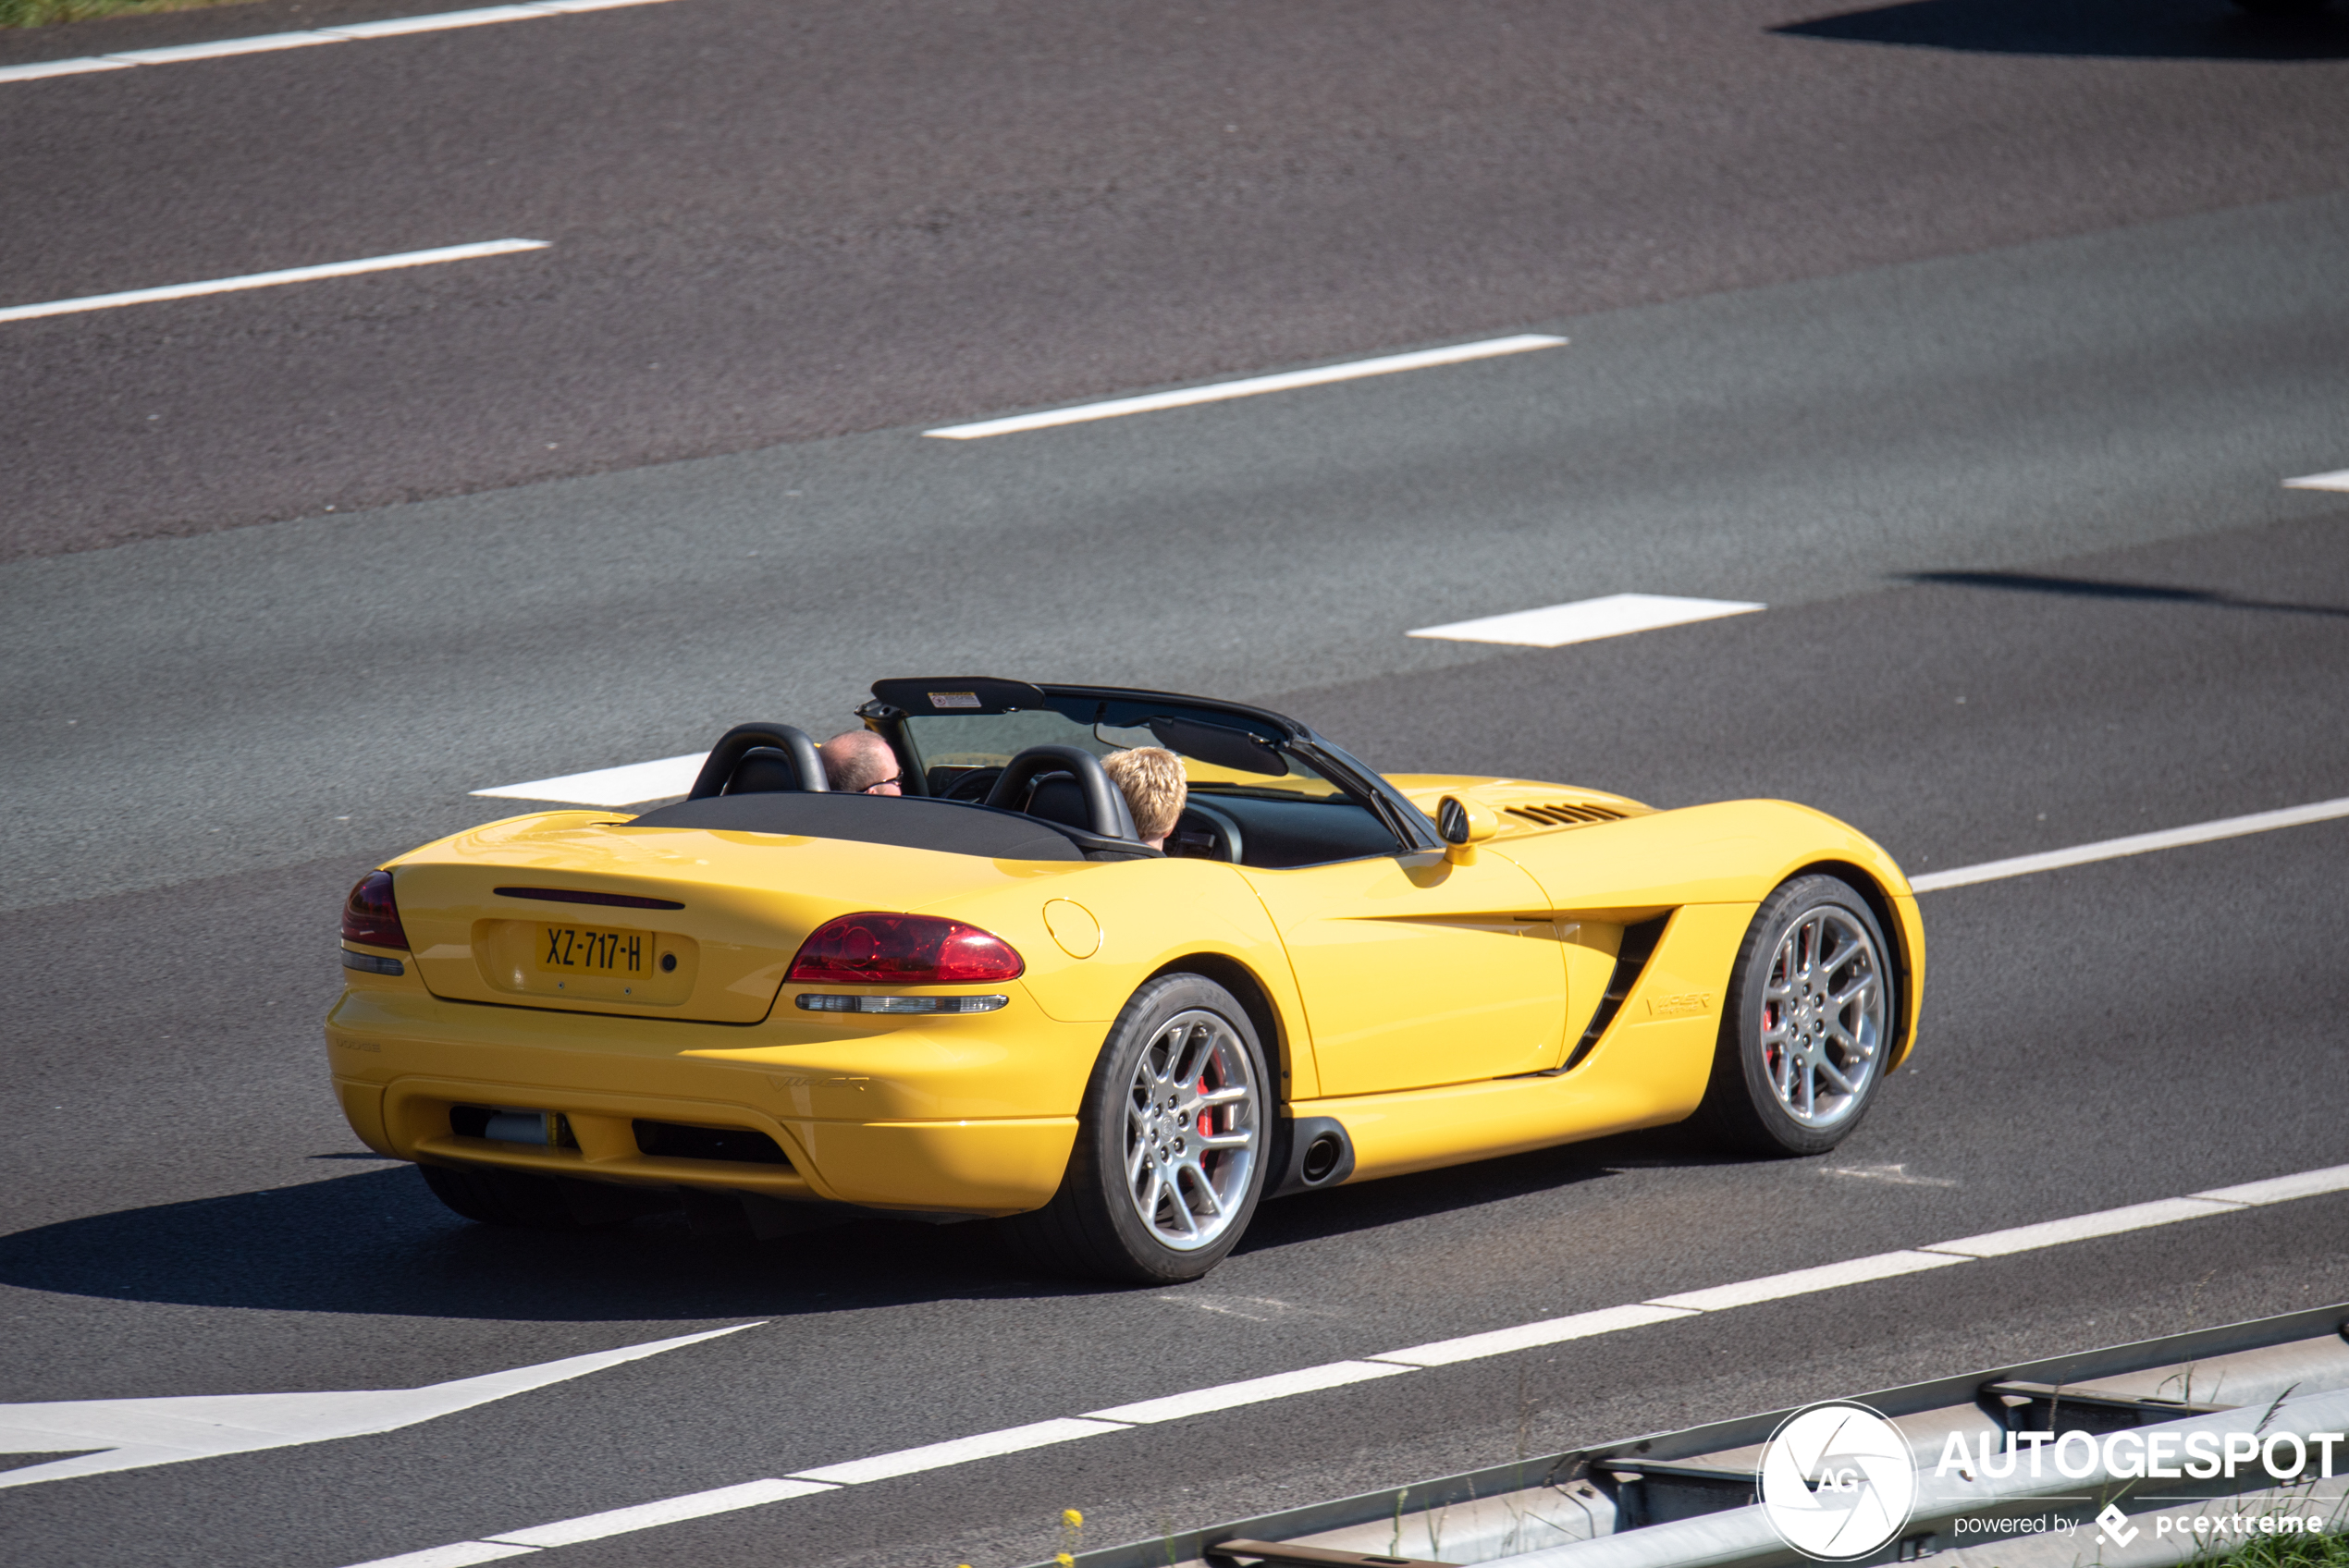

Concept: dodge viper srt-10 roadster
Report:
left=327, top=678, right=1924, bottom=1281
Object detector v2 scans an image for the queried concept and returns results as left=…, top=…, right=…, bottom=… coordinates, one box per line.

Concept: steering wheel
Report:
left=983, top=745, right=1138, bottom=840
left=940, top=766, right=1003, bottom=802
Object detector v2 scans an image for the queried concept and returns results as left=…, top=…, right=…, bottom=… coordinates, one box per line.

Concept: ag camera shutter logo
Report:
left=1758, top=1402, right=1919, bottom=1561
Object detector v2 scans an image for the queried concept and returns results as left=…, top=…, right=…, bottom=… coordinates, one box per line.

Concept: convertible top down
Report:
left=327, top=679, right=1924, bottom=1280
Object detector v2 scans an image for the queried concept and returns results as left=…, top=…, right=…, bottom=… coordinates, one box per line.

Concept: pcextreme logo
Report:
left=1757, top=1403, right=1919, bottom=1561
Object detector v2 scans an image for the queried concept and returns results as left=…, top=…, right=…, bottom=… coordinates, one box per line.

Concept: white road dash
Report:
left=1646, top=1250, right=1965, bottom=1312
left=472, top=752, right=706, bottom=807
left=0, top=240, right=548, bottom=325
left=1084, top=1360, right=1409, bottom=1424
left=0, top=1323, right=757, bottom=1489
left=1921, top=1197, right=2244, bottom=1259
left=1408, top=593, right=1765, bottom=648
left=348, top=1545, right=538, bottom=1568
left=1371, top=1304, right=1696, bottom=1369
left=1909, top=796, right=2349, bottom=893
left=922, top=335, right=1567, bottom=438
left=2283, top=469, right=2349, bottom=493
left=334, top=1164, right=2349, bottom=1567
left=0, top=0, right=683, bottom=85
left=485, top=1479, right=839, bottom=1547
left=787, top=1416, right=1131, bottom=1485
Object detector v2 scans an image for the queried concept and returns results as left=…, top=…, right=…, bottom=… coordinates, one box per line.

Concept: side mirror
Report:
left=1436, top=795, right=1499, bottom=864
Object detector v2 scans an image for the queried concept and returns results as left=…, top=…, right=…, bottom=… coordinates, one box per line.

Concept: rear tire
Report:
left=1698, top=875, right=1897, bottom=1157
left=1002, top=974, right=1271, bottom=1283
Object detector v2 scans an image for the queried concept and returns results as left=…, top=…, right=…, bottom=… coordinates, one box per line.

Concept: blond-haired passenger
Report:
left=1102, top=746, right=1187, bottom=851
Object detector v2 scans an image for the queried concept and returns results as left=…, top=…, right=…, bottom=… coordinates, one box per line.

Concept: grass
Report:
left=1, top=0, right=270, bottom=31
left=2214, top=1524, right=2349, bottom=1568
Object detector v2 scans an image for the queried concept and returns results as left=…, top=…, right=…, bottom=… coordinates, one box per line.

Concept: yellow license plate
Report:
left=537, top=924, right=653, bottom=975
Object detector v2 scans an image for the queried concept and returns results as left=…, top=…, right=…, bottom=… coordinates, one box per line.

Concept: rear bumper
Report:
left=326, top=979, right=1088, bottom=1214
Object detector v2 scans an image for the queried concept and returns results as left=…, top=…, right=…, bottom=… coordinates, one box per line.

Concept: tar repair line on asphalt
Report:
left=0, top=0, right=683, bottom=84
left=921, top=335, right=1568, bottom=438
left=0, top=241, right=549, bottom=324
left=337, top=1161, right=2349, bottom=1568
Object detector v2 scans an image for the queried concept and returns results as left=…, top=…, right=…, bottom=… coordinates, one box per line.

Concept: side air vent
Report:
left=1505, top=802, right=1628, bottom=827
left=633, top=1120, right=794, bottom=1167
left=1549, top=913, right=1673, bottom=1075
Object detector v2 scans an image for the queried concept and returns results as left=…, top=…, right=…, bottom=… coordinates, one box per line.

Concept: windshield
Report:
left=897, top=698, right=1347, bottom=802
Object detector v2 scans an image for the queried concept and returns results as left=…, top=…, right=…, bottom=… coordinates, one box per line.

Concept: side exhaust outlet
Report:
left=1270, top=1115, right=1355, bottom=1198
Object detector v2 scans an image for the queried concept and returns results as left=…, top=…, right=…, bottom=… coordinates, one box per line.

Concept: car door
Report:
left=1243, top=848, right=1567, bottom=1097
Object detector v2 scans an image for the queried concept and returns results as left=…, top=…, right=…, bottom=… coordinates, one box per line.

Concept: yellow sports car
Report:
left=327, top=679, right=1924, bottom=1281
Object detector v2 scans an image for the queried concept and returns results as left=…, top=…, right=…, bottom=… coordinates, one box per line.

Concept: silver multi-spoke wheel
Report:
left=1703, top=875, right=1900, bottom=1156
left=1760, top=905, right=1887, bottom=1129
left=1122, top=1009, right=1261, bottom=1251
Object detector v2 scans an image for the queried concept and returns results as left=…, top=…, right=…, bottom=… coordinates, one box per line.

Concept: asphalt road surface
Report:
left=3, top=2, right=2346, bottom=1567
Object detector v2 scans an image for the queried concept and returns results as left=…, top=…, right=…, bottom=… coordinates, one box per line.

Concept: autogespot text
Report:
left=1935, top=1429, right=2348, bottom=1481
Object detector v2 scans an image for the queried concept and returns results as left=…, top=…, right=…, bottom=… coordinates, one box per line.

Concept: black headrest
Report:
left=725, top=748, right=811, bottom=795
left=1024, top=775, right=1093, bottom=830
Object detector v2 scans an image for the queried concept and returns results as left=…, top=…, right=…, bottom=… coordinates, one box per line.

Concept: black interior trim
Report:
left=623, top=790, right=1084, bottom=861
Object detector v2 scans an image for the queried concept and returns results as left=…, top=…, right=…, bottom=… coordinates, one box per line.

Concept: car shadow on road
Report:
left=0, top=1165, right=1099, bottom=1322
left=1904, top=570, right=2349, bottom=618
left=0, top=1129, right=1753, bottom=1320
left=1774, top=0, right=2349, bottom=60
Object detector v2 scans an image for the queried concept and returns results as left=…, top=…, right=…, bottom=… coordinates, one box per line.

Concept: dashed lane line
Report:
left=340, top=1162, right=2349, bottom=1568
left=1408, top=593, right=1766, bottom=647
left=0, top=0, right=682, bottom=84
left=0, top=240, right=548, bottom=325
left=1906, top=797, right=2349, bottom=893
left=920, top=334, right=1567, bottom=438
left=2284, top=470, right=2349, bottom=493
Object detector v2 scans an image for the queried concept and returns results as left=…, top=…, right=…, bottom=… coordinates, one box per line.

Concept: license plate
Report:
left=537, top=924, right=652, bottom=975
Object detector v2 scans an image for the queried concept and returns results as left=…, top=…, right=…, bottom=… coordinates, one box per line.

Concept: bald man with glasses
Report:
left=820, top=729, right=904, bottom=795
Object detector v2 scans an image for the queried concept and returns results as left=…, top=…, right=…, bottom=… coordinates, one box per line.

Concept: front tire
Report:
left=1699, top=875, right=1896, bottom=1157
left=1003, top=974, right=1271, bottom=1283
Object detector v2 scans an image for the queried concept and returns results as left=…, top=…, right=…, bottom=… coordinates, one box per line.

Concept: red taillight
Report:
left=788, top=913, right=1024, bottom=985
left=341, top=869, right=409, bottom=950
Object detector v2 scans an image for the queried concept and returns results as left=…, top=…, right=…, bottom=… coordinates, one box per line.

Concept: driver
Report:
left=1102, top=746, right=1187, bottom=851
left=819, top=729, right=903, bottom=795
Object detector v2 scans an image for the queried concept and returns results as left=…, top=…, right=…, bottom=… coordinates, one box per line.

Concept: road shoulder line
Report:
left=338, top=1161, right=2349, bottom=1568
left=0, top=0, right=681, bottom=84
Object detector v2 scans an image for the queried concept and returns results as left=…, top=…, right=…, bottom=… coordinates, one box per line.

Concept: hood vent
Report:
left=1504, top=802, right=1627, bottom=827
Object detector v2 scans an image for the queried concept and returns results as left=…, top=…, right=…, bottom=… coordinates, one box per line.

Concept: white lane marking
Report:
left=338, top=1163, right=2349, bottom=1567
left=0, top=1323, right=757, bottom=1489
left=1372, top=1303, right=1696, bottom=1369
left=1909, top=797, right=2349, bottom=893
left=2283, top=469, right=2349, bottom=492
left=0, top=0, right=683, bottom=84
left=472, top=751, right=706, bottom=807
left=1644, top=1249, right=1963, bottom=1311
left=1407, top=593, right=1766, bottom=648
left=1922, top=1197, right=2244, bottom=1258
left=485, top=1479, right=838, bottom=1547
left=348, top=1546, right=537, bottom=1568
left=922, top=335, right=1568, bottom=439
left=0, top=240, right=548, bottom=325
left=1084, top=1360, right=1410, bottom=1424
left=2199, top=1165, right=2349, bottom=1205
left=787, top=1416, right=1132, bottom=1486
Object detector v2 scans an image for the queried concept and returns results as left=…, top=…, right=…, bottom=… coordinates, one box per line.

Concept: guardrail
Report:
left=1045, top=1304, right=2349, bottom=1568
